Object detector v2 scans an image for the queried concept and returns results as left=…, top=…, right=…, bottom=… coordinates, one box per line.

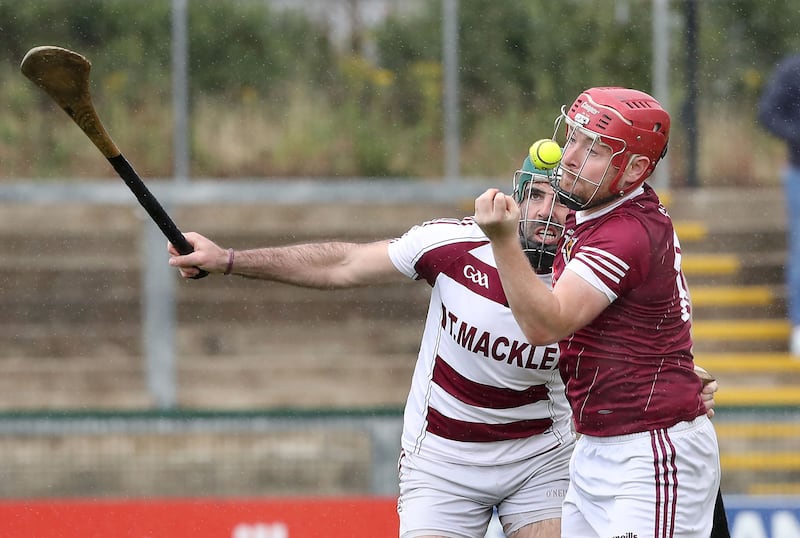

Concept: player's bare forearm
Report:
left=490, top=236, right=567, bottom=343
left=475, top=188, right=570, bottom=343
left=232, top=242, right=366, bottom=288
left=169, top=233, right=400, bottom=288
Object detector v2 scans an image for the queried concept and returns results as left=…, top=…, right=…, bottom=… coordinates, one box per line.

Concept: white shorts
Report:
left=397, top=441, right=572, bottom=538
left=562, top=415, right=720, bottom=538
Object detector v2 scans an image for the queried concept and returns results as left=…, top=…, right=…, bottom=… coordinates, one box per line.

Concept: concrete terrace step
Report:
left=0, top=315, right=428, bottom=358
left=693, top=352, right=800, bottom=373
left=719, top=453, right=800, bottom=499
left=721, top=452, right=800, bottom=471
left=694, top=353, right=800, bottom=387
left=690, top=285, right=786, bottom=320
left=174, top=281, right=430, bottom=324
left=747, top=483, right=800, bottom=495
left=690, top=319, right=791, bottom=353
left=724, top=471, right=800, bottom=497
left=692, top=319, right=791, bottom=341
left=714, top=422, right=800, bottom=440
left=0, top=367, right=410, bottom=412
left=714, top=423, right=800, bottom=490
left=674, top=220, right=709, bottom=242
left=695, top=353, right=800, bottom=390
left=713, top=386, right=800, bottom=407
left=176, top=320, right=424, bottom=358
left=662, top=187, right=784, bottom=230
left=690, top=285, right=780, bottom=307
left=0, top=355, right=150, bottom=410
left=0, top=351, right=416, bottom=411
left=0, top=428, right=373, bottom=497
left=682, top=251, right=785, bottom=286
left=0, top=323, right=140, bottom=358
left=177, top=353, right=414, bottom=409
left=675, top=223, right=785, bottom=253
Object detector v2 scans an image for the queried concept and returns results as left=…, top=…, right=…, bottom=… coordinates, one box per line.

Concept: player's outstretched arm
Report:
left=168, top=232, right=403, bottom=288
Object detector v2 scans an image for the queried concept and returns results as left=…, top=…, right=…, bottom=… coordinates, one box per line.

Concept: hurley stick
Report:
left=21, top=45, right=207, bottom=278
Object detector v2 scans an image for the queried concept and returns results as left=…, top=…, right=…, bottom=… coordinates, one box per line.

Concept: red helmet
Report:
left=564, top=87, right=670, bottom=193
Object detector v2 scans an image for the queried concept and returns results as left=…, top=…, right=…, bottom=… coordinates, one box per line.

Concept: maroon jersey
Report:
left=552, top=184, right=706, bottom=436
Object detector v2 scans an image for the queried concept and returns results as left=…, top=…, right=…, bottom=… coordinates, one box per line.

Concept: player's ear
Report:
left=618, top=155, right=651, bottom=191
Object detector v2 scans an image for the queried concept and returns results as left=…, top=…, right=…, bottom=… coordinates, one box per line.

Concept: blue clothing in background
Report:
left=759, top=53, right=800, bottom=334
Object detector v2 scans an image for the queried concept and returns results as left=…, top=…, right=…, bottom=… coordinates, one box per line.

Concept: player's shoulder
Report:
left=612, top=187, right=672, bottom=229
left=576, top=194, right=667, bottom=254
left=419, top=215, right=478, bottom=228
left=582, top=205, right=647, bottom=239
left=409, top=215, right=485, bottom=239
left=391, top=215, right=486, bottom=254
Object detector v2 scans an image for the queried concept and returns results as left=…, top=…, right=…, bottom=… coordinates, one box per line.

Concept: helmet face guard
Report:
left=551, top=87, right=670, bottom=210
left=513, top=156, right=565, bottom=273
left=551, top=109, right=627, bottom=210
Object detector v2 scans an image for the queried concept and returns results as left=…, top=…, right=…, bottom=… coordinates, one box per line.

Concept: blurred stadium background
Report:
left=1, top=1, right=799, bottom=536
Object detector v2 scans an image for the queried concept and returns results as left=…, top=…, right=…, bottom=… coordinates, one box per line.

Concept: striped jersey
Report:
left=388, top=217, right=572, bottom=465
left=553, top=184, right=706, bottom=437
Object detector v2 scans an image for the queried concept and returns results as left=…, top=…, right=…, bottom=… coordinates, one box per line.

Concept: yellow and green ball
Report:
left=529, top=139, right=562, bottom=170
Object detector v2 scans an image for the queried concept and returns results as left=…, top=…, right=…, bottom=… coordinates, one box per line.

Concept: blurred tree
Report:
left=187, top=1, right=335, bottom=97
left=2, top=0, right=800, bottom=181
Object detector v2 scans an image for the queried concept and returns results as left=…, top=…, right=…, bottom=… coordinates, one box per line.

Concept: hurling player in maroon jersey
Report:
left=476, top=87, right=722, bottom=537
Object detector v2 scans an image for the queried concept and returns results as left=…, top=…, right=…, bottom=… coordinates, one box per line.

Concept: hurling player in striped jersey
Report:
left=170, top=157, right=576, bottom=537
left=476, top=87, right=722, bottom=537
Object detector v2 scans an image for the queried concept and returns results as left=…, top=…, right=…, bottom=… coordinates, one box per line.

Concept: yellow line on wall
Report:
left=692, top=319, right=790, bottom=340
left=748, top=483, right=800, bottom=495
left=682, top=255, right=741, bottom=275
left=674, top=221, right=708, bottom=242
left=690, top=286, right=775, bottom=306
left=714, top=422, right=800, bottom=438
left=715, top=386, right=800, bottom=406
left=721, top=452, right=800, bottom=471
left=694, top=353, right=800, bottom=372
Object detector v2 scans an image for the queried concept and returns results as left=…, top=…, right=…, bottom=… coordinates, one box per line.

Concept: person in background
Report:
left=758, top=52, right=800, bottom=355
left=476, top=87, right=722, bottom=537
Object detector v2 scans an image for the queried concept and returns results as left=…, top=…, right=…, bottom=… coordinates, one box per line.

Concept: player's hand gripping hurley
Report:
left=20, top=45, right=207, bottom=279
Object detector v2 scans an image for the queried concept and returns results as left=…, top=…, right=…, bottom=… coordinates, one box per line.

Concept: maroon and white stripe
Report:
left=651, top=428, right=679, bottom=537
left=574, top=245, right=629, bottom=285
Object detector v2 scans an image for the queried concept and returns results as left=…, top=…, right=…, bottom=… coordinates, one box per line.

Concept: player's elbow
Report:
left=518, top=323, right=565, bottom=347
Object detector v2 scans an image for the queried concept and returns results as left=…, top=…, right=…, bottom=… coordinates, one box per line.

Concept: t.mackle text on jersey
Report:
left=440, top=303, right=558, bottom=370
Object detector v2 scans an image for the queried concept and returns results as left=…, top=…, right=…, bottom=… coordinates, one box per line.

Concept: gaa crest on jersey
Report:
left=463, top=264, right=489, bottom=289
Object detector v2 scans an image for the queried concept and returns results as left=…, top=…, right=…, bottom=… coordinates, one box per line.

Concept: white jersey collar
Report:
left=575, top=185, right=645, bottom=225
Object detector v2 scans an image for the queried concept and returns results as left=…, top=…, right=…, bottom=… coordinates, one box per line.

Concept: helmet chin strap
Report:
left=557, top=188, right=627, bottom=212
left=555, top=190, right=585, bottom=211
